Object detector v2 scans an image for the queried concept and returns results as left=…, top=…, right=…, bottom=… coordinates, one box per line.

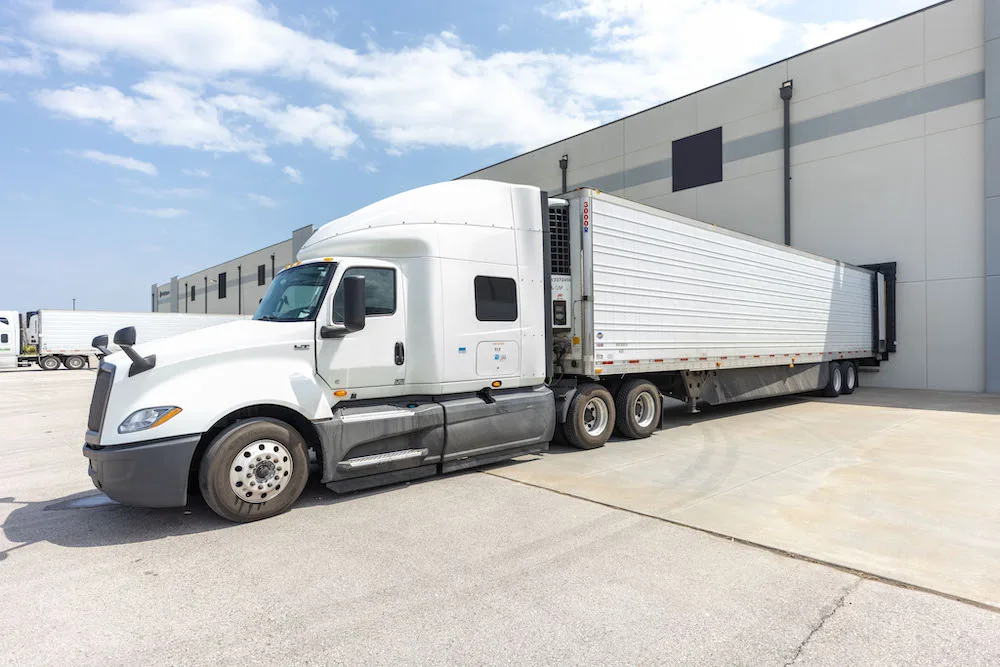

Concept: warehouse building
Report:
left=152, top=225, right=313, bottom=316
left=153, top=0, right=995, bottom=393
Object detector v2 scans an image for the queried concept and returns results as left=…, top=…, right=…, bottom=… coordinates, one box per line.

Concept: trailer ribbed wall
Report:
left=577, top=191, right=876, bottom=375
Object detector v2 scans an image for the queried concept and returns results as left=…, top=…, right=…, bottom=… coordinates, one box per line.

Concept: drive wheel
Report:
left=39, top=356, right=61, bottom=371
left=564, top=384, right=616, bottom=450
left=841, top=361, right=858, bottom=395
left=822, top=362, right=844, bottom=397
left=199, top=418, right=309, bottom=522
left=615, top=379, right=661, bottom=439
left=63, top=355, right=86, bottom=370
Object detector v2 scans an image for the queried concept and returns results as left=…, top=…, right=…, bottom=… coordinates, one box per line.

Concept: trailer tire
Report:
left=564, top=384, right=616, bottom=450
left=39, top=356, right=61, bottom=371
left=841, top=361, right=858, bottom=395
left=199, top=417, right=309, bottom=523
left=822, top=362, right=844, bottom=397
left=63, top=355, right=86, bottom=370
left=614, top=379, right=661, bottom=439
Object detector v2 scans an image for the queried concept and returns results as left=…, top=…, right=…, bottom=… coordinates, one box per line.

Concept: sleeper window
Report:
left=474, top=276, right=517, bottom=322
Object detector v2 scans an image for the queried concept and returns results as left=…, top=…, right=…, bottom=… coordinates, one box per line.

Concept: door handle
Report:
left=394, top=342, right=405, bottom=365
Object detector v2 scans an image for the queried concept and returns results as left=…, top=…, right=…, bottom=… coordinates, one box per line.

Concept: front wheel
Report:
left=199, top=418, right=310, bottom=522
left=564, top=384, right=616, bottom=450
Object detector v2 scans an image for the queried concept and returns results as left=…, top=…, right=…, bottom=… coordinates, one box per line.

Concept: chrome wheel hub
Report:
left=633, top=391, right=657, bottom=428
left=229, top=440, right=293, bottom=504
left=583, top=397, right=609, bottom=437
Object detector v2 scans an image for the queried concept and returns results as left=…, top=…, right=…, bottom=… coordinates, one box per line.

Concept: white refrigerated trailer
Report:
left=0, top=309, right=247, bottom=370
left=82, top=181, right=895, bottom=521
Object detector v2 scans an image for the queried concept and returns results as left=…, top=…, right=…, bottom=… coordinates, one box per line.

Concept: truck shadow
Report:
left=0, top=474, right=436, bottom=557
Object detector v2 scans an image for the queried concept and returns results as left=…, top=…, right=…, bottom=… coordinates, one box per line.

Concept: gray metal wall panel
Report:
left=987, top=0, right=1000, bottom=392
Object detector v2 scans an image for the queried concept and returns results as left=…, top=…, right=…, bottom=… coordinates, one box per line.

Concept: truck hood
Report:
left=104, top=319, right=313, bottom=370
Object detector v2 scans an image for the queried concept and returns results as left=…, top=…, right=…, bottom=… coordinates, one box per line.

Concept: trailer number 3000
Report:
left=583, top=201, right=590, bottom=233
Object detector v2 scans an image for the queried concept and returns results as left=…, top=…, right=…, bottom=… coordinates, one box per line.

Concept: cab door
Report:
left=315, top=264, right=405, bottom=396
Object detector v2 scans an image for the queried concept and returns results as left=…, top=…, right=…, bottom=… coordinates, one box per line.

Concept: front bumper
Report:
left=83, top=433, right=202, bottom=508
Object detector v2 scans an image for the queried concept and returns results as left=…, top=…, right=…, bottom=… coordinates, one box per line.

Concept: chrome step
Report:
left=337, top=448, right=429, bottom=472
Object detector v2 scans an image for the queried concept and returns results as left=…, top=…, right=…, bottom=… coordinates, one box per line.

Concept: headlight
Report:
left=118, top=406, right=182, bottom=434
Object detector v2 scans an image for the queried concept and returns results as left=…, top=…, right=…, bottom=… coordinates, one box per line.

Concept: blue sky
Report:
left=1, top=0, right=932, bottom=312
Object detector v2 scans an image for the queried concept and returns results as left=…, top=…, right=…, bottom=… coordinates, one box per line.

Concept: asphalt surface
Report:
left=2, top=369, right=999, bottom=666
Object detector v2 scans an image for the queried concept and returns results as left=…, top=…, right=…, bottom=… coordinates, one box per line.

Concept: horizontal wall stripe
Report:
left=570, top=71, right=985, bottom=193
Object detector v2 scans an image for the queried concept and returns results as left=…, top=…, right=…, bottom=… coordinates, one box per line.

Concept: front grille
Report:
left=549, top=206, right=571, bottom=275
left=87, top=363, right=115, bottom=434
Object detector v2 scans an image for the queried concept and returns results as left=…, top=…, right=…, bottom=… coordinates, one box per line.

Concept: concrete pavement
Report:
left=2, top=370, right=998, bottom=666
left=488, top=388, right=1000, bottom=608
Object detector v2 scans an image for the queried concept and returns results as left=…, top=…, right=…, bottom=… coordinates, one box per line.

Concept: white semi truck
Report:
left=0, top=309, right=246, bottom=371
left=82, top=181, right=895, bottom=522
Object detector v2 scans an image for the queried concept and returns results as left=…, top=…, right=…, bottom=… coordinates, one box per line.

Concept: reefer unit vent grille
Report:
left=549, top=206, right=571, bottom=275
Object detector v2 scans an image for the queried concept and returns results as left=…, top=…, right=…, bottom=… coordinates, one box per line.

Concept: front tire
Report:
left=564, top=384, right=616, bottom=450
left=614, top=379, right=661, bottom=439
left=199, top=418, right=309, bottom=522
left=63, top=355, right=86, bottom=370
left=39, top=356, right=61, bottom=371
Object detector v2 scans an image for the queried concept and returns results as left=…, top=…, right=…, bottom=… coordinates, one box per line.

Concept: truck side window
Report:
left=332, top=268, right=396, bottom=323
left=0, top=317, right=7, bottom=325
left=474, top=276, right=517, bottom=322
left=0, top=334, right=7, bottom=343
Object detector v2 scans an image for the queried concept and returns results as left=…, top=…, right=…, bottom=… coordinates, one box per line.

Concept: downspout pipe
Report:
left=559, top=154, right=568, bottom=194
left=780, top=80, right=793, bottom=246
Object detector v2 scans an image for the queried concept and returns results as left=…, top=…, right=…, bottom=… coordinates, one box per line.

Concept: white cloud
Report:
left=23, top=0, right=926, bottom=155
left=0, top=37, right=44, bottom=76
left=182, top=168, right=210, bottom=178
left=123, top=206, right=188, bottom=218
left=36, top=77, right=270, bottom=161
left=52, top=48, right=102, bottom=72
left=497, top=24, right=510, bottom=33
left=211, top=93, right=357, bottom=157
left=132, top=186, right=208, bottom=199
left=248, top=193, right=276, bottom=207
left=71, top=149, right=158, bottom=176
left=0, top=92, right=14, bottom=103
left=283, top=165, right=303, bottom=183
left=362, top=162, right=379, bottom=174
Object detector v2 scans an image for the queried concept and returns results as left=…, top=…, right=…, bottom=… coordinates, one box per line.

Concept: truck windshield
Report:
left=253, top=263, right=336, bottom=322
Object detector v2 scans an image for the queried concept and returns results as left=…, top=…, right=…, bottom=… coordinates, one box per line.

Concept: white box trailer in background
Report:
left=81, top=181, right=895, bottom=521
left=0, top=310, right=248, bottom=370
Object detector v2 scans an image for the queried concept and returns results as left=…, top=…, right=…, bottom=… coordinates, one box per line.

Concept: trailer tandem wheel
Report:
left=822, top=362, right=844, bottom=397
left=63, top=355, right=86, bottom=370
left=841, top=361, right=858, bottom=395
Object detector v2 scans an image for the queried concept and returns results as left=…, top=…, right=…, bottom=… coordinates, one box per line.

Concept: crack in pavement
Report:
left=784, top=577, right=863, bottom=666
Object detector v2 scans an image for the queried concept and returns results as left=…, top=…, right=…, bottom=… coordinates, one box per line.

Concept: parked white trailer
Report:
left=81, top=180, right=895, bottom=521
left=0, top=310, right=247, bottom=371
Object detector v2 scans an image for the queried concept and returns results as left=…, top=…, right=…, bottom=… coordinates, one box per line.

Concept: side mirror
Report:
left=113, top=326, right=136, bottom=347
left=342, top=275, right=366, bottom=333
left=92, top=334, right=110, bottom=356
left=320, top=275, right=366, bottom=339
